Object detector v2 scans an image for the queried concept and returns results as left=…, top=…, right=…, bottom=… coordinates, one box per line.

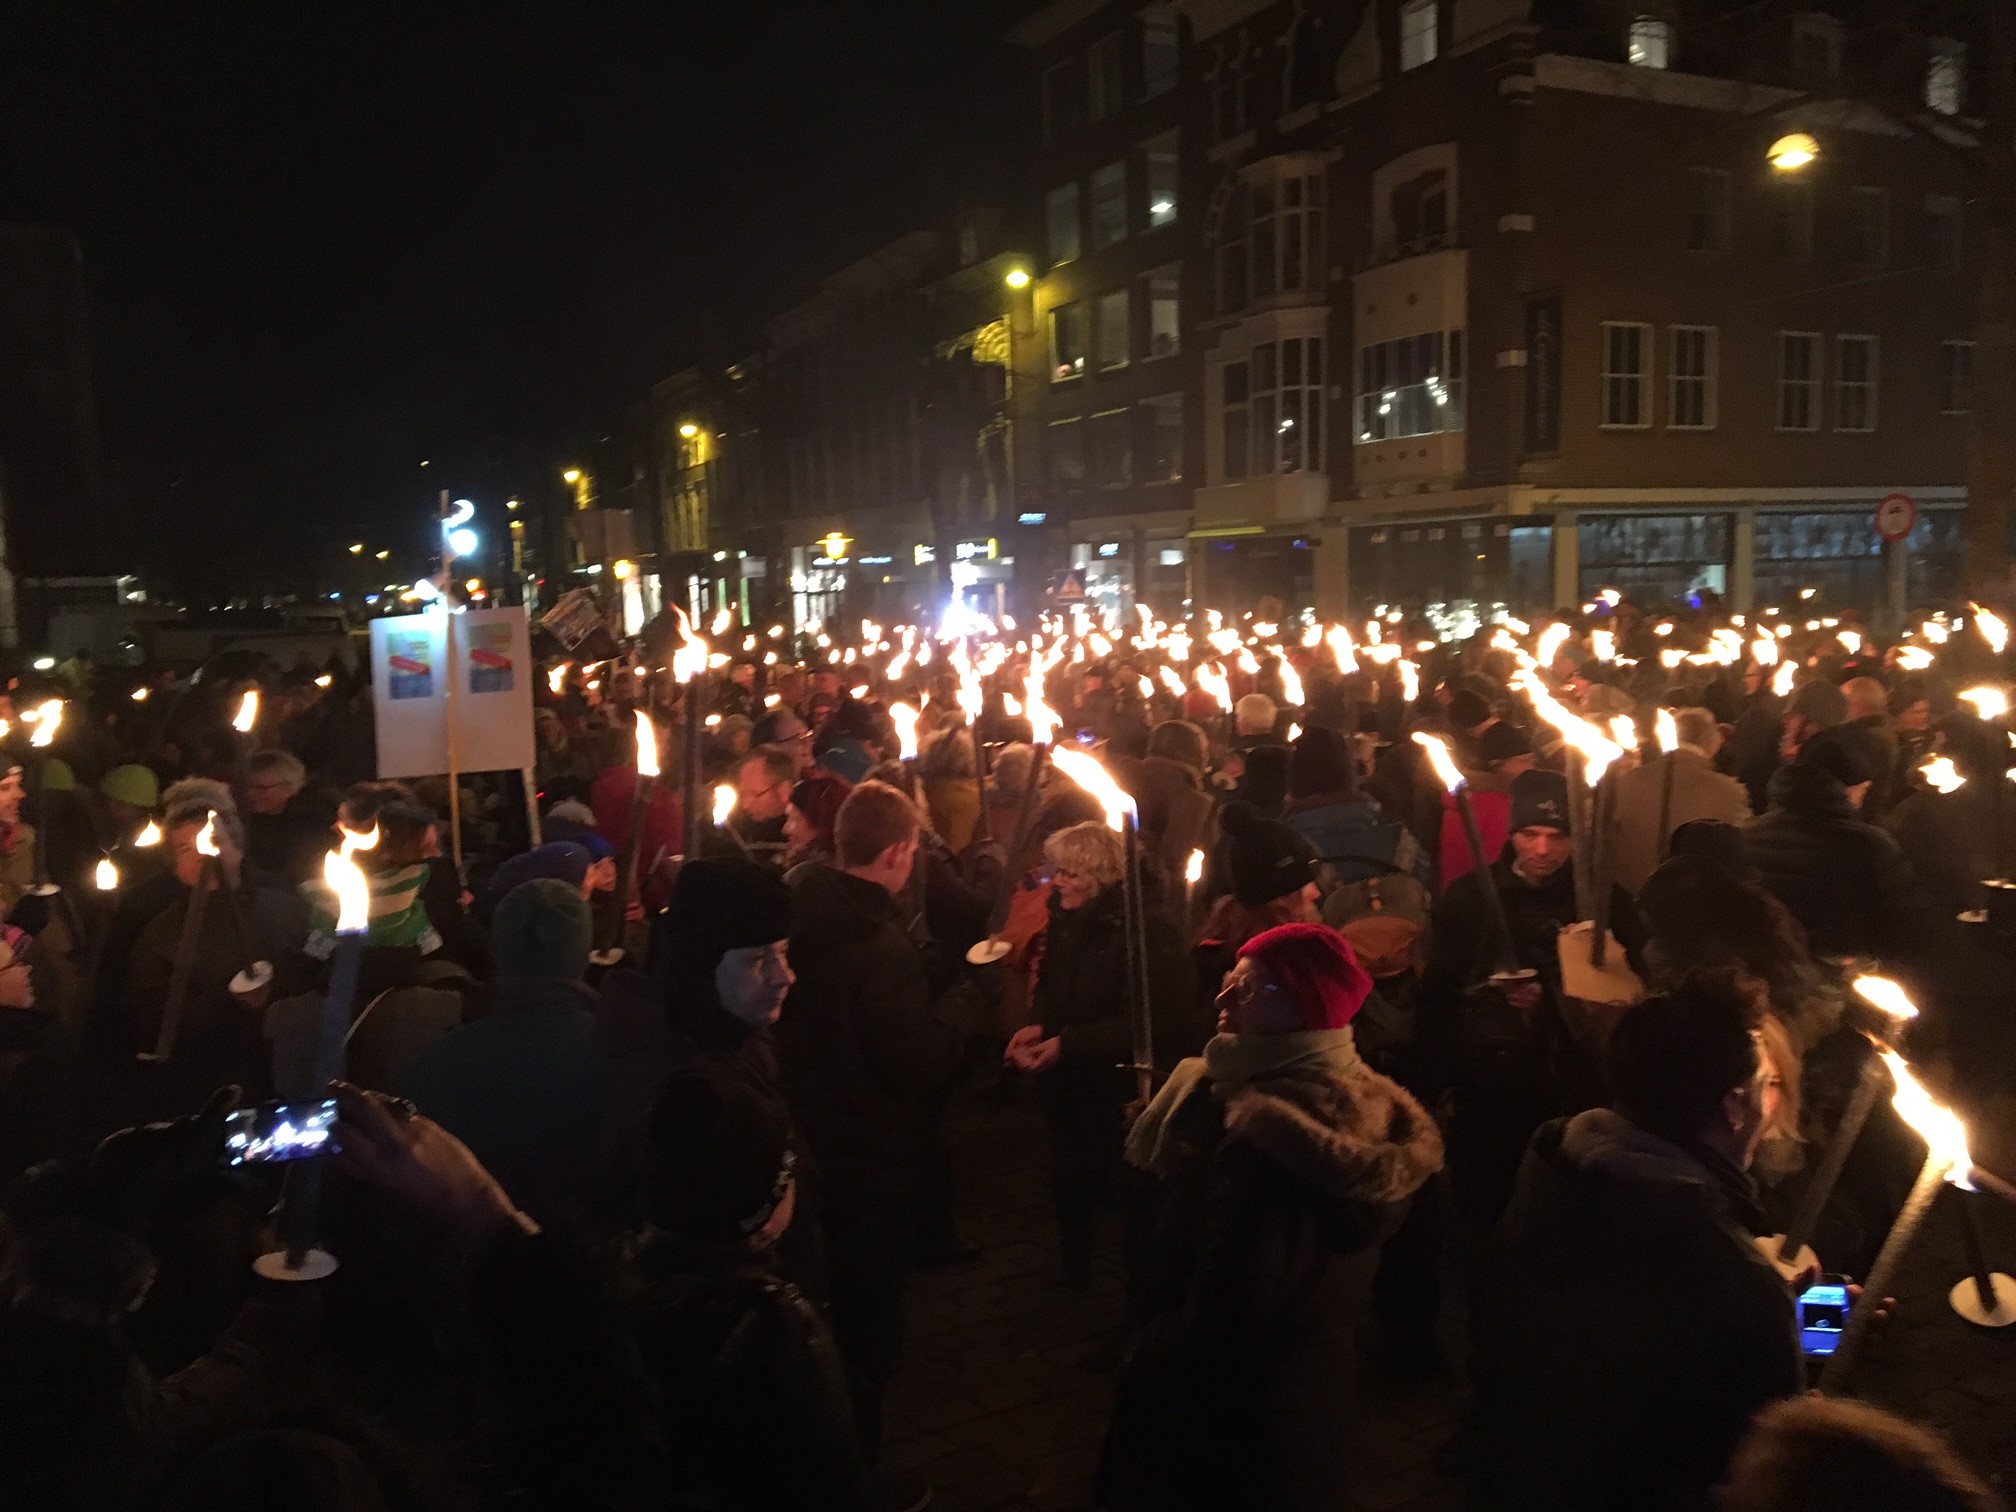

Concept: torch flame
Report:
left=1398, top=659, right=1420, bottom=704
left=1655, top=708, right=1679, bottom=754
left=1195, top=663, right=1232, bottom=713
left=27, top=699, right=62, bottom=749
left=131, top=686, right=149, bottom=702
left=1752, top=636, right=1780, bottom=667
left=1895, top=645, right=1934, bottom=672
left=1277, top=657, right=1304, bottom=709
left=1185, top=848, right=1204, bottom=885
left=324, top=824, right=380, bottom=936
left=1853, top=975, right=1920, bottom=1024
left=1919, top=755, right=1966, bottom=794
left=1412, top=731, right=1466, bottom=794
left=135, top=820, right=162, bottom=847
left=1591, top=629, right=1616, bottom=663
left=713, top=783, right=736, bottom=827
left=1326, top=625, right=1358, bottom=675
left=890, top=703, right=920, bottom=760
left=1536, top=623, right=1572, bottom=669
left=1958, top=686, right=2010, bottom=722
left=95, top=857, right=118, bottom=891
left=1609, top=714, right=1639, bottom=752
left=1771, top=661, right=1798, bottom=698
left=1515, top=671, right=1625, bottom=785
left=195, top=812, right=220, bottom=858
left=634, top=714, right=660, bottom=779
left=232, top=689, right=259, bottom=734
left=1972, top=604, right=2008, bottom=656
left=711, top=607, right=734, bottom=637
left=1878, top=1046, right=1973, bottom=1185
left=1049, top=746, right=1135, bottom=832
left=1837, top=629, right=1863, bottom=656
left=548, top=663, right=568, bottom=695
left=669, top=606, right=709, bottom=684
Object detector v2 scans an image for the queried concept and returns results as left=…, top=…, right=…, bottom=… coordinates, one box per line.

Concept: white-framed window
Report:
left=1142, top=394, right=1183, bottom=482
left=1088, top=32, right=1126, bottom=122
left=1047, top=416, right=1085, bottom=484
left=1668, top=326, right=1718, bottom=430
left=1144, top=265, right=1180, bottom=358
left=1147, top=132, right=1179, bottom=226
left=1357, top=331, right=1464, bottom=441
left=1143, top=12, right=1180, bottom=99
left=1046, top=183, right=1081, bottom=265
left=1041, top=59, right=1081, bottom=143
left=1929, top=195, right=1963, bottom=270
left=1399, top=0, right=1438, bottom=71
left=1686, top=167, right=1732, bottom=253
left=1941, top=339, right=1975, bottom=414
left=1628, top=16, right=1672, bottom=68
left=1091, top=160, right=1128, bottom=249
left=1849, top=186, right=1888, bottom=266
left=1926, top=37, right=1965, bottom=115
left=1248, top=167, right=1324, bottom=299
left=1835, top=335, right=1878, bottom=431
left=1050, top=302, right=1087, bottom=382
left=1095, top=289, right=1131, bottom=371
left=1776, top=331, right=1822, bottom=431
left=1090, top=407, right=1132, bottom=487
left=1247, top=337, right=1326, bottom=475
left=1772, top=180, right=1813, bottom=261
left=1221, top=359, right=1250, bottom=479
left=1792, top=11, right=1841, bottom=78
left=1599, top=322, right=1651, bottom=429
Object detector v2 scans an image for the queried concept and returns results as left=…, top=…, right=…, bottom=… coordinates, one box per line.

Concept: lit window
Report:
left=1627, top=16, right=1671, bottom=69
left=1088, top=32, right=1125, bottom=122
left=1091, top=160, right=1128, bottom=249
left=1791, top=12, right=1841, bottom=79
left=1835, top=335, right=1878, bottom=432
left=1941, top=340, right=1974, bottom=414
left=1144, top=265, right=1181, bottom=358
left=1358, top=332, right=1464, bottom=442
left=1685, top=168, right=1731, bottom=253
left=1848, top=186, right=1888, bottom=266
left=1399, top=0, right=1438, bottom=71
left=1243, top=337, right=1326, bottom=475
left=1776, top=331, right=1821, bottom=431
left=1143, top=13, right=1180, bottom=99
left=1096, top=289, right=1131, bottom=371
left=1668, top=326, right=1717, bottom=430
left=1046, top=183, right=1081, bottom=266
left=1926, top=37, right=1964, bottom=115
left=1050, top=302, right=1087, bottom=382
left=1599, top=322, right=1651, bottom=429
left=1142, top=394, right=1183, bottom=482
left=1147, top=132, right=1179, bottom=226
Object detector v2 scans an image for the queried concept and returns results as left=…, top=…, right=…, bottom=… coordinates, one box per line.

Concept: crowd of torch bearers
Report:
left=18, top=582, right=2009, bottom=1356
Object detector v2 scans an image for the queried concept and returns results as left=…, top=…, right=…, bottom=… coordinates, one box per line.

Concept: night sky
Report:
left=0, top=3, right=1025, bottom=596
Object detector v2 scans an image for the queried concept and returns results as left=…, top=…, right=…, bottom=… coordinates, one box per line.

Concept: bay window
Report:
left=1357, top=331, right=1464, bottom=442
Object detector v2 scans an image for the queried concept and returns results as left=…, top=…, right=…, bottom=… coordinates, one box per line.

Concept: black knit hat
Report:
left=1474, top=721, right=1534, bottom=768
left=647, top=1062, right=795, bottom=1245
left=661, top=858, right=793, bottom=972
left=1222, top=800, right=1318, bottom=906
left=1509, top=768, right=1571, bottom=833
left=1286, top=725, right=1354, bottom=799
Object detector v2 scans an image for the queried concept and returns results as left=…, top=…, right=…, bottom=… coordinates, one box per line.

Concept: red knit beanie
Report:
left=1237, top=922, right=1373, bottom=1031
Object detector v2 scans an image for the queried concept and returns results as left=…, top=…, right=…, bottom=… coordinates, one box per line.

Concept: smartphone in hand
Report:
left=221, top=1098, right=341, bottom=1167
left=1796, top=1274, right=1851, bottom=1357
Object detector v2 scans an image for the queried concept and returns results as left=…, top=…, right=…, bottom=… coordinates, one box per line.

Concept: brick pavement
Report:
left=884, top=1086, right=1468, bottom=1512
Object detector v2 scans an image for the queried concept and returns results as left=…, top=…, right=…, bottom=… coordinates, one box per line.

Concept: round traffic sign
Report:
left=1875, top=492, right=1917, bottom=542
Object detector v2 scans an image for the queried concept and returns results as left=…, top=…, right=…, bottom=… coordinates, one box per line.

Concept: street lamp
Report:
left=678, top=422, right=700, bottom=439
left=1768, top=132, right=1819, bottom=171
left=562, top=469, right=581, bottom=484
left=347, top=542, right=364, bottom=555
left=1004, top=267, right=1031, bottom=289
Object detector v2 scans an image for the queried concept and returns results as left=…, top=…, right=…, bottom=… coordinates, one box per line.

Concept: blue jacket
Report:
left=1283, top=797, right=1424, bottom=885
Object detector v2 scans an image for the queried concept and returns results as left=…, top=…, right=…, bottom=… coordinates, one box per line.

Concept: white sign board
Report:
left=370, top=608, right=536, bottom=780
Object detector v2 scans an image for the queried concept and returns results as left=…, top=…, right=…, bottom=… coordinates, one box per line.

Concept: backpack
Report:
left=1320, top=857, right=1431, bottom=981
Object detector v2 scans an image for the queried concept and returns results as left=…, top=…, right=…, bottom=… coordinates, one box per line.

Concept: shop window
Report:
left=1358, top=330, right=1463, bottom=441
left=1776, top=331, right=1821, bottom=431
left=1145, top=265, right=1180, bottom=358
left=1143, top=393, right=1183, bottom=482
left=1599, top=322, right=1651, bottom=429
left=1090, top=407, right=1133, bottom=487
left=1835, top=334, right=1878, bottom=432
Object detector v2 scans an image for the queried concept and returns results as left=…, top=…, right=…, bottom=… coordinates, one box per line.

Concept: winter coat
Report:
left=244, top=792, right=335, bottom=888
left=1888, top=783, right=1996, bottom=923
left=620, top=1234, right=869, bottom=1512
left=1605, top=747, right=1753, bottom=897
left=1746, top=761, right=1933, bottom=965
left=1032, top=884, right=1197, bottom=1079
left=1436, top=785, right=1511, bottom=893
left=775, top=864, right=972, bottom=1212
left=1099, top=1055, right=1443, bottom=1512
left=399, top=977, right=610, bottom=1228
left=1120, top=755, right=1219, bottom=897
left=922, top=776, right=980, bottom=854
left=1841, top=714, right=1902, bottom=820
left=1476, top=1108, right=1802, bottom=1512
left=1283, top=793, right=1421, bottom=886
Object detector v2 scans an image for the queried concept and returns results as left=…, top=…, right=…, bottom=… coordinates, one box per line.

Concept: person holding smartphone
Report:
left=1472, top=976, right=1803, bottom=1511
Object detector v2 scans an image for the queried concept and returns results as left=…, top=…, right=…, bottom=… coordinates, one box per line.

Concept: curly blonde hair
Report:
left=1043, top=820, right=1124, bottom=891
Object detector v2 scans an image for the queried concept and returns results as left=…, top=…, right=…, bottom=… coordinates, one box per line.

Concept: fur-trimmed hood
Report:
left=1221, top=1065, right=1443, bottom=1208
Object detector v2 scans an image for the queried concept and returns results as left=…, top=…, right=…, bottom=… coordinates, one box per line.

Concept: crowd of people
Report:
left=0, top=594, right=2010, bottom=1511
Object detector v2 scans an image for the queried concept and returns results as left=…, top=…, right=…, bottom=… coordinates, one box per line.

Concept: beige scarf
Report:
left=1124, top=1028, right=1362, bottom=1177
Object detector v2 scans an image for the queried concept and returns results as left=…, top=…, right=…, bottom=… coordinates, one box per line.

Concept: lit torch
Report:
left=1050, top=746, right=1154, bottom=1100
left=232, top=688, right=259, bottom=735
left=1415, top=732, right=1519, bottom=973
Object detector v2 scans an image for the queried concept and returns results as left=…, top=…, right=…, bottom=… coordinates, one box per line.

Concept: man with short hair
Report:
left=776, top=780, right=976, bottom=1466
left=242, top=748, right=331, bottom=885
left=1606, top=704, right=1752, bottom=895
left=1233, top=692, right=1279, bottom=744
left=1839, top=675, right=1900, bottom=820
left=730, top=745, right=798, bottom=868
left=1475, top=977, right=1802, bottom=1511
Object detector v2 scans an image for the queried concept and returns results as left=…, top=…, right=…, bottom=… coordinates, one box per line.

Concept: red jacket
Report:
left=590, top=766, right=685, bottom=907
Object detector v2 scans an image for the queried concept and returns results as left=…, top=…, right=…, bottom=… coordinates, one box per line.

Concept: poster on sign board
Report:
left=370, top=609, right=536, bottom=780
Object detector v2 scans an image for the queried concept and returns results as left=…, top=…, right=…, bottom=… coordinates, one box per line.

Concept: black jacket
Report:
left=1475, top=1109, right=1802, bottom=1512
left=620, top=1234, right=868, bottom=1512
left=1746, top=761, right=1932, bottom=964
left=1033, top=885, right=1197, bottom=1077
left=775, top=864, right=972, bottom=1210
left=1100, top=1061, right=1443, bottom=1512
left=244, top=792, right=334, bottom=887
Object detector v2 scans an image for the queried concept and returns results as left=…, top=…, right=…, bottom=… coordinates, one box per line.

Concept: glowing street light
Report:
left=1004, top=267, right=1031, bottom=289
left=1768, top=132, right=1820, bottom=171
left=678, top=422, right=700, bottom=439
